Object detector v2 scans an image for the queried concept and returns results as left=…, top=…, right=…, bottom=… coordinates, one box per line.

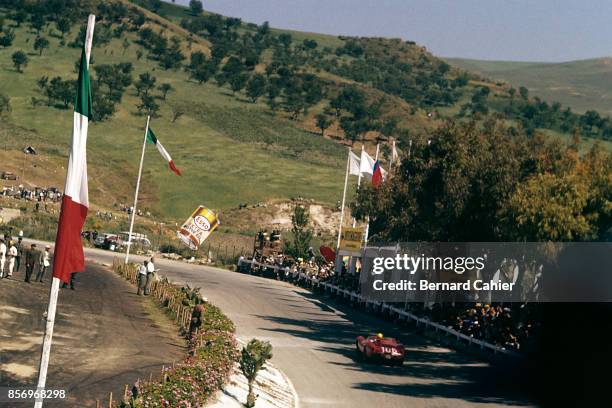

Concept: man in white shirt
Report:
left=145, top=257, right=156, bottom=295
left=36, top=245, right=52, bottom=283
left=137, top=260, right=148, bottom=295
left=7, top=241, right=18, bottom=278
left=0, top=238, right=6, bottom=278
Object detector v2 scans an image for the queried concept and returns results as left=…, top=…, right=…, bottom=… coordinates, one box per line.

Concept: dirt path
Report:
left=0, top=264, right=185, bottom=407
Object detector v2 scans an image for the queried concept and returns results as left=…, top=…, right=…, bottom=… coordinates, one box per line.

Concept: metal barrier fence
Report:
left=239, top=259, right=521, bottom=358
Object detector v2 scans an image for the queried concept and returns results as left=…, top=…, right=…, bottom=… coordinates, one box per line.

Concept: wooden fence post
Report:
left=108, top=392, right=112, bottom=408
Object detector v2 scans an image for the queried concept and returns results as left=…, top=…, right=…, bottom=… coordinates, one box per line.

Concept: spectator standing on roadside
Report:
left=189, top=298, right=208, bottom=337
left=0, top=238, right=6, bottom=278
left=7, top=241, right=17, bottom=278
left=61, top=273, right=76, bottom=290
left=24, top=244, right=39, bottom=283
left=36, top=245, right=51, bottom=283
left=14, top=237, right=23, bottom=273
left=137, top=260, right=148, bottom=295
left=145, top=257, right=155, bottom=295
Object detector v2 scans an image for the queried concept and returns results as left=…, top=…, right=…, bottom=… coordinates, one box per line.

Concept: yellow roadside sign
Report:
left=340, top=227, right=364, bottom=250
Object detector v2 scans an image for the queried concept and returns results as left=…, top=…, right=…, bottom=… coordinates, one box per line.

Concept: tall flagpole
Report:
left=34, top=15, right=95, bottom=408
left=125, top=115, right=151, bottom=264
left=364, top=144, right=379, bottom=247
left=336, top=147, right=351, bottom=250
left=389, top=139, right=395, bottom=172
left=352, top=145, right=365, bottom=228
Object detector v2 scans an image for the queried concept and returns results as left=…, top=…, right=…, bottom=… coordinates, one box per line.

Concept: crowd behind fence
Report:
left=238, top=258, right=522, bottom=358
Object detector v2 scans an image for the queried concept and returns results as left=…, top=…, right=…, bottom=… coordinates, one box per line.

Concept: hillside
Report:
left=0, top=1, right=351, bottom=220
left=447, top=57, right=612, bottom=116
left=0, top=0, right=610, bottom=225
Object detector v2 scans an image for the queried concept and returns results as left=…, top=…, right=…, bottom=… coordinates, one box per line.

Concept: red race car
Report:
left=355, top=333, right=405, bottom=365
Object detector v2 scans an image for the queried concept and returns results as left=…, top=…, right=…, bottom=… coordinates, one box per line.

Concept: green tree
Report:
left=503, top=173, right=593, bottom=241
left=239, top=339, right=273, bottom=408
left=34, top=36, right=49, bottom=56
left=137, top=94, right=160, bottom=117
left=158, top=83, right=173, bottom=100
left=46, top=77, right=73, bottom=108
left=245, top=73, right=266, bottom=102
left=148, top=0, right=163, bottom=12
left=380, top=117, right=398, bottom=140
left=189, top=0, right=204, bottom=15
left=278, top=33, right=292, bottom=49
left=160, top=37, right=185, bottom=70
left=216, top=56, right=244, bottom=87
left=315, top=113, right=332, bottom=136
left=135, top=72, right=157, bottom=96
left=285, top=205, right=313, bottom=259
left=351, top=119, right=557, bottom=242
left=508, top=87, right=516, bottom=104
left=13, top=10, right=27, bottom=27
left=30, top=14, right=45, bottom=35
left=188, top=51, right=217, bottom=84
left=94, top=62, right=134, bottom=103
left=0, top=28, right=15, bottom=48
left=229, top=72, right=249, bottom=94
left=56, top=18, right=71, bottom=40
left=519, top=86, right=529, bottom=100
left=11, top=50, right=28, bottom=72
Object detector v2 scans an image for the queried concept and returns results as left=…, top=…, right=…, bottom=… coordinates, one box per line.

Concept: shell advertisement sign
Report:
left=177, top=206, right=220, bottom=249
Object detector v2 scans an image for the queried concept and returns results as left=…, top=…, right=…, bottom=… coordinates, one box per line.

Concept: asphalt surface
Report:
left=0, top=261, right=185, bottom=408
left=72, top=246, right=535, bottom=408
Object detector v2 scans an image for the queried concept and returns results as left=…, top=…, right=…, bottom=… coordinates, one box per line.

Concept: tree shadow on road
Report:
left=252, top=289, right=534, bottom=406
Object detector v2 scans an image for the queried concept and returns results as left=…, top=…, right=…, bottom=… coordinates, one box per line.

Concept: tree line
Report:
left=353, top=119, right=612, bottom=243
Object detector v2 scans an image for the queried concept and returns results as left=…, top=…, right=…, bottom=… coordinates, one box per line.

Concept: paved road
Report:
left=37, top=242, right=535, bottom=408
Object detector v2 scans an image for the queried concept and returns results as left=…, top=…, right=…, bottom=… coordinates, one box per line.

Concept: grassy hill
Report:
left=446, top=57, right=612, bottom=116
left=0, top=2, right=350, bottom=220
left=1, top=0, right=610, bottom=227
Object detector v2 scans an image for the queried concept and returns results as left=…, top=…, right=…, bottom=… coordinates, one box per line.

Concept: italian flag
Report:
left=146, top=128, right=182, bottom=176
left=52, top=47, right=91, bottom=283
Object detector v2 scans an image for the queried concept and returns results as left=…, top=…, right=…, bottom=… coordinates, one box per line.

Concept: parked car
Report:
left=118, top=231, right=151, bottom=247
left=1, top=172, right=18, bottom=181
left=355, top=333, right=405, bottom=365
left=94, top=233, right=120, bottom=251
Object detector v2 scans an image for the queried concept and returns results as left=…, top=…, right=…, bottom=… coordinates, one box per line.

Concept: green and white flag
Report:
left=146, top=128, right=182, bottom=176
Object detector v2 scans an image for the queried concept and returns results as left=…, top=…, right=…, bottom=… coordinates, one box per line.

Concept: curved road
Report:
left=55, top=244, right=534, bottom=407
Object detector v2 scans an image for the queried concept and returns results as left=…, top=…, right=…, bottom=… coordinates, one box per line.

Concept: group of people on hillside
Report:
left=0, top=236, right=51, bottom=283
left=1, top=186, right=62, bottom=202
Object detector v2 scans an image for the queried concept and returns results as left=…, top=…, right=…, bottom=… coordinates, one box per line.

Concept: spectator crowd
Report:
left=240, top=251, right=538, bottom=351
left=0, top=234, right=52, bottom=284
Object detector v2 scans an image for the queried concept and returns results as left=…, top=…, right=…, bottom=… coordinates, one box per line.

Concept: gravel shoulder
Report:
left=0, top=264, right=185, bottom=407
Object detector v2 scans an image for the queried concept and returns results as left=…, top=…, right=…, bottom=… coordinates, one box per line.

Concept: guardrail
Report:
left=239, top=259, right=521, bottom=358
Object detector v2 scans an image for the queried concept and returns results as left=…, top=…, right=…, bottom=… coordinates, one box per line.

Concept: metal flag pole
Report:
left=352, top=145, right=365, bottom=228
left=336, top=147, right=351, bottom=250
left=389, top=139, right=395, bottom=173
left=125, top=115, right=151, bottom=264
left=34, top=15, right=95, bottom=408
left=363, top=144, right=380, bottom=247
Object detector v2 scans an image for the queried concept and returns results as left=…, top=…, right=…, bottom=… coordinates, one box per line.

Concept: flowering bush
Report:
left=118, top=293, right=237, bottom=407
